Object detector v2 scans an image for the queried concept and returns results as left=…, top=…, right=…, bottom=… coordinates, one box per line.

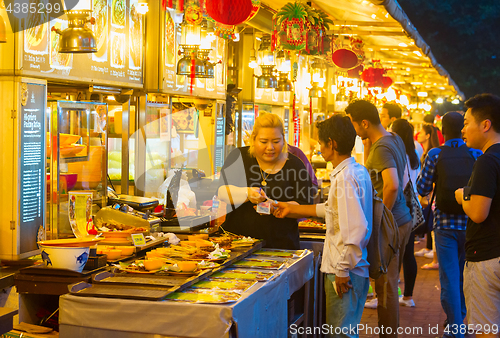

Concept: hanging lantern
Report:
left=381, top=76, right=393, bottom=88
left=185, top=5, right=203, bottom=25
left=274, top=1, right=308, bottom=51
left=51, top=0, right=97, bottom=53
left=328, top=32, right=365, bottom=70
left=302, top=6, right=333, bottom=56
left=246, top=0, right=261, bottom=22
left=361, top=60, right=389, bottom=87
left=256, top=35, right=277, bottom=89
left=205, top=0, right=252, bottom=26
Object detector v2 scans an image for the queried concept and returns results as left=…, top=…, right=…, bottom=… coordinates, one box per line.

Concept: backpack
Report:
left=367, top=190, right=399, bottom=280
left=434, top=143, right=475, bottom=214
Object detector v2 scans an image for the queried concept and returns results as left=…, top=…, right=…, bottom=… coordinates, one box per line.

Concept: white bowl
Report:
left=40, top=246, right=90, bottom=273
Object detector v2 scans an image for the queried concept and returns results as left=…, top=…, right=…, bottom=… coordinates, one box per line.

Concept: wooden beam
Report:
left=327, top=30, right=406, bottom=36
left=332, top=21, right=401, bottom=28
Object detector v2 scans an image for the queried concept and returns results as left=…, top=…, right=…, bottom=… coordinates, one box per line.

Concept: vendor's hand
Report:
left=334, top=275, right=352, bottom=299
left=455, top=188, right=464, bottom=205
left=247, top=187, right=267, bottom=204
left=272, top=201, right=292, bottom=218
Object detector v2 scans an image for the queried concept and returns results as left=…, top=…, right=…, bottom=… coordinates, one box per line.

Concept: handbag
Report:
left=403, top=166, right=425, bottom=232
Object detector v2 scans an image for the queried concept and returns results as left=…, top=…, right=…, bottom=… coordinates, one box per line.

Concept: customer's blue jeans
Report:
left=435, top=228, right=467, bottom=338
left=325, top=272, right=369, bottom=338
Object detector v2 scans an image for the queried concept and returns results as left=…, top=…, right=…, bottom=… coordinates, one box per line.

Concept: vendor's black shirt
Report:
left=466, top=143, right=500, bottom=262
left=219, top=146, right=313, bottom=249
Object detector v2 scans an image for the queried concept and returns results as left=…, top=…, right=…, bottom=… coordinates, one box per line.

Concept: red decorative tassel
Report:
left=179, top=0, right=184, bottom=12
left=199, top=0, right=204, bottom=13
left=167, top=0, right=172, bottom=8
left=190, top=51, right=195, bottom=94
left=162, top=0, right=167, bottom=10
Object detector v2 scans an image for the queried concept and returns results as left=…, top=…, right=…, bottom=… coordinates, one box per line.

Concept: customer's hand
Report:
left=455, top=188, right=464, bottom=205
left=334, top=275, right=353, bottom=299
left=272, top=202, right=292, bottom=218
left=247, top=187, right=267, bottom=204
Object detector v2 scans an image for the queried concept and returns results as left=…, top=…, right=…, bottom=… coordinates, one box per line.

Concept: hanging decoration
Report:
left=205, top=0, right=252, bottom=26
left=328, top=30, right=365, bottom=70
left=361, top=60, right=393, bottom=88
left=204, top=0, right=260, bottom=40
left=303, top=6, right=333, bottom=56
left=274, top=1, right=308, bottom=51
left=185, top=5, right=203, bottom=25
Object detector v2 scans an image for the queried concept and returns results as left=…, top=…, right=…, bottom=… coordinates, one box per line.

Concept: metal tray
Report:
left=92, top=270, right=211, bottom=289
left=68, top=281, right=175, bottom=301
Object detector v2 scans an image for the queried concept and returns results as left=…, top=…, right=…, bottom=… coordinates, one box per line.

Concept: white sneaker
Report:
left=399, top=296, right=416, bottom=307
left=365, top=298, right=378, bottom=309
left=414, top=248, right=431, bottom=257
left=424, top=251, right=434, bottom=259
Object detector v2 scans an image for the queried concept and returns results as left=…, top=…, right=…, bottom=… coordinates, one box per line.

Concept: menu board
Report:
left=163, top=8, right=225, bottom=99
left=21, top=0, right=143, bottom=87
left=19, top=82, right=46, bottom=253
left=214, top=107, right=225, bottom=174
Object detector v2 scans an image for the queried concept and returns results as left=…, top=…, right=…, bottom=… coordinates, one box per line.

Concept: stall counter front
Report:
left=59, top=251, right=314, bottom=338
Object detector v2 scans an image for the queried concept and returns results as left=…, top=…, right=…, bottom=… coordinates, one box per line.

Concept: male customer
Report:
left=273, top=115, right=373, bottom=337
left=455, top=94, right=500, bottom=337
left=379, top=102, right=402, bottom=130
left=416, top=112, right=481, bottom=338
left=346, top=100, right=412, bottom=338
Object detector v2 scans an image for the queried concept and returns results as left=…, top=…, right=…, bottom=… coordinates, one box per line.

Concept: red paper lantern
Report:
left=205, top=0, right=252, bottom=26
left=382, top=76, right=393, bottom=88
left=246, top=0, right=260, bottom=22
left=361, top=67, right=385, bottom=86
left=332, top=49, right=358, bottom=69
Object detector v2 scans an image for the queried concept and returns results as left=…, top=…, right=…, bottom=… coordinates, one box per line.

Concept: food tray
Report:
left=165, top=289, right=242, bottom=304
left=210, top=269, right=276, bottom=281
left=298, top=226, right=326, bottom=233
left=93, top=270, right=212, bottom=290
left=68, top=281, right=175, bottom=301
left=253, top=249, right=306, bottom=258
left=231, top=258, right=286, bottom=270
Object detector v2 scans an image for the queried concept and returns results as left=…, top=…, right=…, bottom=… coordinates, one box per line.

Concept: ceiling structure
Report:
left=260, top=0, right=464, bottom=100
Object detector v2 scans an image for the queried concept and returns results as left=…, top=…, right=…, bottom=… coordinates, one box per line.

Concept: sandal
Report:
left=421, top=262, right=439, bottom=270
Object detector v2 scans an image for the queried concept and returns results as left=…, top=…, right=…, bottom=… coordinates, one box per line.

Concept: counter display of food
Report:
left=58, top=250, right=314, bottom=338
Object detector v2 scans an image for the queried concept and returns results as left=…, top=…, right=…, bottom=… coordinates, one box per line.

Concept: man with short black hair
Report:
left=272, top=114, right=373, bottom=336
left=455, top=93, right=500, bottom=337
left=346, top=100, right=412, bottom=338
left=417, top=112, right=481, bottom=338
left=379, top=102, right=402, bottom=130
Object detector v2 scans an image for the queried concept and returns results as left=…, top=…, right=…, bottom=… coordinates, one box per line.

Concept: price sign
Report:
left=131, top=233, right=146, bottom=246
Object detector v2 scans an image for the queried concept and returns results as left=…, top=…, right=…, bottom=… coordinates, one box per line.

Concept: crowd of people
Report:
left=217, top=94, right=500, bottom=337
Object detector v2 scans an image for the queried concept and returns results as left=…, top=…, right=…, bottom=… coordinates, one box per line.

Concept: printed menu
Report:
left=19, top=82, right=46, bottom=253
left=22, top=0, right=143, bottom=87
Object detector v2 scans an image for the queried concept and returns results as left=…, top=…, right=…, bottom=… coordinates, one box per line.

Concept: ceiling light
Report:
left=398, top=42, right=408, bottom=47
left=52, top=10, right=97, bottom=53
left=436, top=98, right=444, bottom=104
left=417, top=91, right=428, bottom=97
left=452, top=98, right=460, bottom=105
left=371, top=14, right=377, bottom=19
left=136, top=2, right=148, bottom=14
left=413, top=50, right=422, bottom=57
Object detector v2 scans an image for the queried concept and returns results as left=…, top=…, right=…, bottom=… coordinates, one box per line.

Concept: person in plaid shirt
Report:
left=416, top=112, right=482, bottom=338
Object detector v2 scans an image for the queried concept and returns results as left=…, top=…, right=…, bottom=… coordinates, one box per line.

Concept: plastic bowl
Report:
left=177, top=261, right=198, bottom=272
left=39, top=246, right=90, bottom=273
left=106, top=250, right=122, bottom=260
left=59, top=133, right=82, bottom=147
left=144, top=259, right=163, bottom=271
left=119, top=246, right=135, bottom=256
left=61, top=173, right=78, bottom=191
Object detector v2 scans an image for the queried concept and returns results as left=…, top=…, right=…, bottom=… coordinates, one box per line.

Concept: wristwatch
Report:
left=463, top=186, right=471, bottom=201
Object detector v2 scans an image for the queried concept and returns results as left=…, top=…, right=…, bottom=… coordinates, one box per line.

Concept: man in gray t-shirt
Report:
left=346, top=100, right=412, bottom=338
left=365, top=133, right=411, bottom=226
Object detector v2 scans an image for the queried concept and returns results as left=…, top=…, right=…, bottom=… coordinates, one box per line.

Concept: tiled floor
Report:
left=360, top=240, right=462, bottom=338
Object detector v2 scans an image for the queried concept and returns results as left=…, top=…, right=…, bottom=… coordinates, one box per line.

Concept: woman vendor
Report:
left=218, top=114, right=313, bottom=249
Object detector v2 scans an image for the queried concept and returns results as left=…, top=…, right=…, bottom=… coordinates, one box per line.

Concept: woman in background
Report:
left=392, top=119, right=421, bottom=307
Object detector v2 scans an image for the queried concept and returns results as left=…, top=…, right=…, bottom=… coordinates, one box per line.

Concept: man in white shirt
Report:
left=273, top=114, right=373, bottom=336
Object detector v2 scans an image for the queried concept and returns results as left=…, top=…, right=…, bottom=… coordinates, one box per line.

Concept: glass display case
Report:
left=47, top=101, right=108, bottom=239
